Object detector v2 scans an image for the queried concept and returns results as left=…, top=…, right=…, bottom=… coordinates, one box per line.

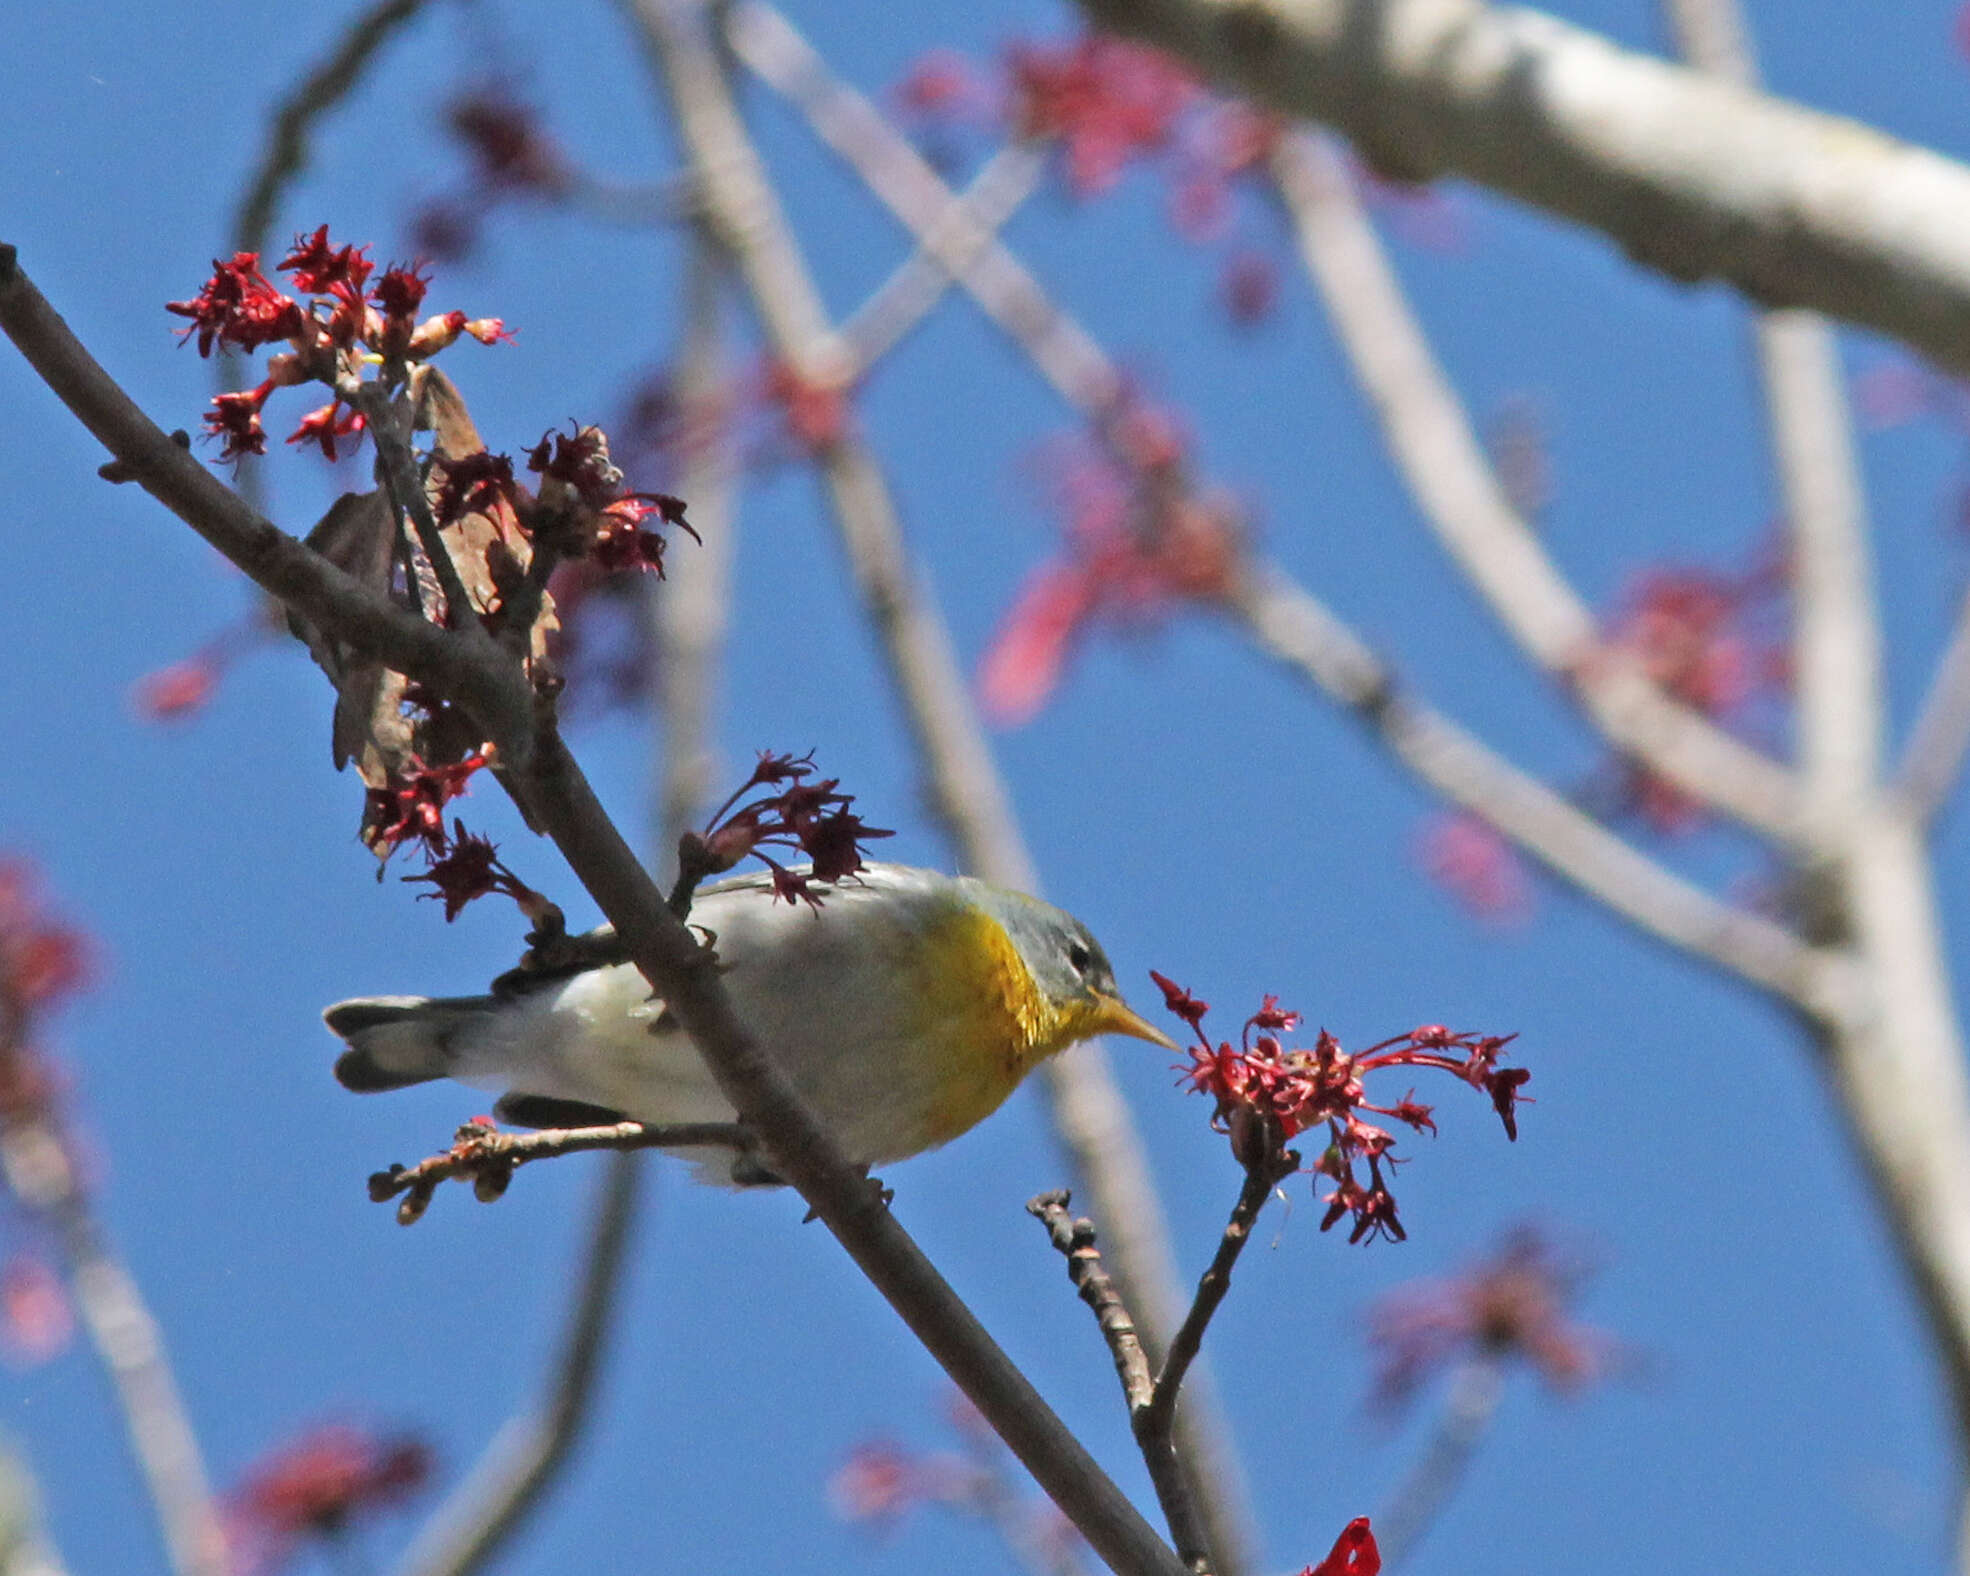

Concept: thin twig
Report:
left=387, top=1154, right=641, bottom=1576
left=1141, top=1156, right=1289, bottom=1445
left=836, top=140, right=1049, bottom=379
left=1027, top=1193, right=1206, bottom=1573
left=344, top=380, right=477, bottom=631
left=1369, top=1358, right=1505, bottom=1570
left=1267, top=127, right=1802, bottom=846
left=1898, top=602, right=1970, bottom=825
left=0, top=238, right=1189, bottom=1576
left=366, top=1120, right=749, bottom=1222
left=1027, top=1192, right=1156, bottom=1410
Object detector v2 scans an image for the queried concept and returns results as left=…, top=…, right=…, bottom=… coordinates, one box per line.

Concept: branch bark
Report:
left=1266, top=127, right=1802, bottom=844
left=646, top=8, right=1260, bottom=1569
left=0, top=242, right=1188, bottom=1576
left=1073, top=0, right=1970, bottom=377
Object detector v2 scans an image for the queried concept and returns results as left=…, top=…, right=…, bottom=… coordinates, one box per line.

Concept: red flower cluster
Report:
left=0, top=867, right=90, bottom=1365
left=1007, top=34, right=1194, bottom=195
left=1301, top=1517, right=1380, bottom=1576
left=1152, top=972, right=1528, bottom=1244
left=759, top=360, right=852, bottom=456
left=0, top=863, right=89, bottom=1028
left=829, top=1396, right=1079, bottom=1567
left=524, top=422, right=696, bottom=576
left=364, top=753, right=488, bottom=861
left=1365, top=1226, right=1614, bottom=1410
left=168, top=226, right=511, bottom=461
left=688, top=752, right=895, bottom=908
left=1600, top=558, right=1788, bottom=832
left=1417, top=812, right=1531, bottom=926
left=224, top=1423, right=430, bottom=1576
left=979, top=396, right=1238, bottom=724
left=412, top=86, right=575, bottom=262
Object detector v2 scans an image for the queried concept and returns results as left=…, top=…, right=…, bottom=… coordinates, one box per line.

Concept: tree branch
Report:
left=837, top=140, right=1049, bottom=380
left=1898, top=602, right=1970, bottom=826
left=1266, top=127, right=1802, bottom=845
left=1229, top=564, right=1854, bottom=1020
left=0, top=239, right=1188, bottom=1576
left=388, top=1153, right=640, bottom=1576
left=711, top=24, right=1851, bottom=1023
left=654, top=8, right=1260, bottom=1568
left=1073, top=0, right=1970, bottom=377
left=1663, top=0, right=1880, bottom=841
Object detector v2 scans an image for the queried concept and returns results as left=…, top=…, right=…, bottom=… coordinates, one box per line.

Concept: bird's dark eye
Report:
left=1067, top=941, right=1093, bottom=976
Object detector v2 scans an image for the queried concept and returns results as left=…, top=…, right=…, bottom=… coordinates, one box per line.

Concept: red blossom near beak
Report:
left=1301, top=1517, right=1380, bottom=1576
left=1155, top=974, right=1528, bottom=1242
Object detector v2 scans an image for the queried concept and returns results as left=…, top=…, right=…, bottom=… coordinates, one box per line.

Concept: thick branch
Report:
left=1075, top=0, right=1970, bottom=377
left=1267, top=128, right=1802, bottom=844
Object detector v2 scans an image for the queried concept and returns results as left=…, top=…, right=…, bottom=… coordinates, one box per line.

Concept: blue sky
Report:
left=3, top=1, right=1969, bottom=1573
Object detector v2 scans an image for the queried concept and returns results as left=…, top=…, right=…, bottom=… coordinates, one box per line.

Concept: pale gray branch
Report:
left=389, top=1155, right=640, bottom=1576
left=0, top=1118, right=226, bottom=1576
left=729, top=0, right=1121, bottom=413
left=1664, top=0, right=1881, bottom=834
left=1268, top=127, right=1803, bottom=845
left=1898, top=603, right=1970, bottom=825
left=837, top=141, right=1049, bottom=379
left=1075, top=0, right=1970, bottom=377
left=640, top=6, right=1257, bottom=1570
left=1230, top=565, right=1850, bottom=1017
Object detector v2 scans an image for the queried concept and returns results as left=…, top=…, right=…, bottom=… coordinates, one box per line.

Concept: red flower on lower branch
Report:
left=224, top=1423, right=431, bottom=1576
left=1150, top=972, right=1529, bottom=1243
left=1302, top=1516, right=1380, bottom=1576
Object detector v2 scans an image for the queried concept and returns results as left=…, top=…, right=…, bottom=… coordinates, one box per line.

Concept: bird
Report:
left=323, top=862, right=1176, bottom=1185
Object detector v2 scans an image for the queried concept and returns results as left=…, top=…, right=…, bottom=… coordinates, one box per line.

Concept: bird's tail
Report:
left=323, top=995, right=496, bottom=1092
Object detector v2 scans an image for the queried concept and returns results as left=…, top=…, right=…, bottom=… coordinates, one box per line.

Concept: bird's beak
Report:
left=1090, top=993, right=1180, bottom=1052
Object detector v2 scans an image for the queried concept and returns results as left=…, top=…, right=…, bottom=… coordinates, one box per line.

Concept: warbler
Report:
left=324, top=862, right=1174, bottom=1185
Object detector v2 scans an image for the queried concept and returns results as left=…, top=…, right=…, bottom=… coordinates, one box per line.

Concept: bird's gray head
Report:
left=963, top=881, right=1176, bottom=1050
